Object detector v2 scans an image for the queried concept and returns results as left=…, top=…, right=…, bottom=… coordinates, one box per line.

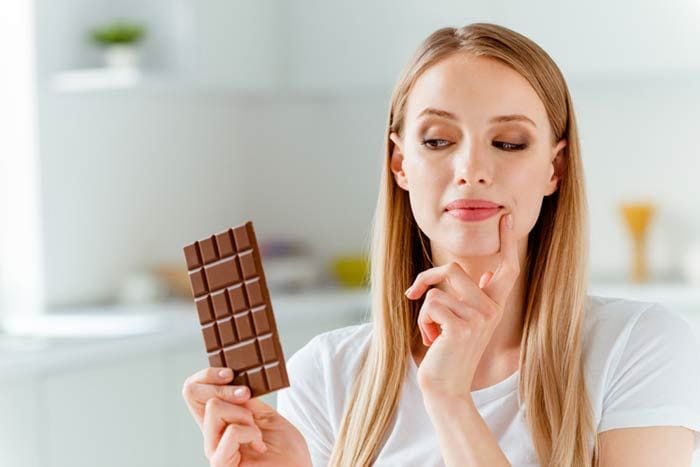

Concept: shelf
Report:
left=46, top=67, right=393, bottom=99
left=50, top=67, right=147, bottom=92
left=589, top=281, right=700, bottom=312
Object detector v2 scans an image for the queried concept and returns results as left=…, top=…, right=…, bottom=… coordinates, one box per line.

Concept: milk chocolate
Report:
left=183, top=221, right=290, bottom=397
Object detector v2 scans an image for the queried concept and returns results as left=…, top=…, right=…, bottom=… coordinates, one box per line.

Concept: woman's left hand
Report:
left=405, top=213, right=521, bottom=399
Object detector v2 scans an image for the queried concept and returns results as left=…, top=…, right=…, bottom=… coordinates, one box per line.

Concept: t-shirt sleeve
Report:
left=276, top=335, right=335, bottom=467
left=598, top=302, right=700, bottom=453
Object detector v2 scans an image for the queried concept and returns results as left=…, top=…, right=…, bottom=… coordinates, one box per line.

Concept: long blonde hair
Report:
left=328, top=23, right=597, bottom=467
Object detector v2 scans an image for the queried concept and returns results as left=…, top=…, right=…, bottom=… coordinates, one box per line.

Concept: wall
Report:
left=34, top=0, right=700, bottom=306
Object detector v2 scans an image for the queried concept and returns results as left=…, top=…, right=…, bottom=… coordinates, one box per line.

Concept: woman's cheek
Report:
left=517, top=195, right=546, bottom=234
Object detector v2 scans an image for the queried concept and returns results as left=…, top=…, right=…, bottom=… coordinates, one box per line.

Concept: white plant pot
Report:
left=102, top=44, right=141, bottom=68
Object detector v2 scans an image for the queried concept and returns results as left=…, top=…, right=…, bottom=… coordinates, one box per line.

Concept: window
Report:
left=0, top=1, right=44, bottom=319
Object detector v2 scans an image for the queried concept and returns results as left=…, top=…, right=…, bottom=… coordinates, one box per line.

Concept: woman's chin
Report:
left=446, top=240, right=500, bottom=258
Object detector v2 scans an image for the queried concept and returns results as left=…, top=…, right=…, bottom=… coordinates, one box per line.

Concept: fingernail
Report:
left=404, top=285, right=413, bottom=296
left=219, top=368, right=232, bottom=379
left=506, top=214, right=513, bottom=230
left=234, top=387, right=248, bottom=398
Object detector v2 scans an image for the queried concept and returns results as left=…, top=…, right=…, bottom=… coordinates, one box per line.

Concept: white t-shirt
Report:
left=276, top=295, right=700, bottom=466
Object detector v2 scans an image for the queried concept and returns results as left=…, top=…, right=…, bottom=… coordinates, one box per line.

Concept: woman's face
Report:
left=390, top=53, right=566, bottom=258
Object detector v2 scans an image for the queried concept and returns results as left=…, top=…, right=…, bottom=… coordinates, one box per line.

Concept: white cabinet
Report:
left=0, top=381, right=40, bottom=467
left=43, top=355, right=170, bottom=467
left=165, top=348, right=212, bottom=467
left=0, top=291, right=369, bottom=466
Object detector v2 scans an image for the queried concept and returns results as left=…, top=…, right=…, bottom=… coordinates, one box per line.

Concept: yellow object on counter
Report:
left=332, top=255, right=370, bottom=288
left=619, top=201, right=655, bottom=283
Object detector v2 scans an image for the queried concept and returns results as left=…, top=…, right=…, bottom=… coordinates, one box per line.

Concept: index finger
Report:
left=405, top=261, right=487, bottom=310
left=481, top=213, right=520, bottom=304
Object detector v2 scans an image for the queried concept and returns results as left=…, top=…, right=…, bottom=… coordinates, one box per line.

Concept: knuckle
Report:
left=476, top=301, right=487, bottom=315
left=204, top=397, right=221, bottom=413
left=480, top=307, right=494, bottom=321
left=425, top=288, right=440, bottom=301
left=227, top=424, right=240, bottom=438
left=216, top=385, right=234, bottom=400
left=479, top=298, right=496, bottom=317
left=182, top=379, right=201, bottom=403
left=206, top=367, right=222, bottom=381
left=239, top=408, right=254, bottom=426
left=193, top=368, right=212, bottom=383
left=181, top=380, right=193, bottom=400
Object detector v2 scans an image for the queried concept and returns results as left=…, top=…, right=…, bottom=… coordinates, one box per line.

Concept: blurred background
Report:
left=1, top=0, right=700, bottom=466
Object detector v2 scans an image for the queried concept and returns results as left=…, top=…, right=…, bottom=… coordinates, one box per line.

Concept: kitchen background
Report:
left=1, top=0, right=700, bottom=466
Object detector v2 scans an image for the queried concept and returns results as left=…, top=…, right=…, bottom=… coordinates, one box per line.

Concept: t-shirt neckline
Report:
left=408, top=351, right=520, bottom=405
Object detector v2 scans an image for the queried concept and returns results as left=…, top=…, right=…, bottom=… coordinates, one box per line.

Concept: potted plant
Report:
left=90, top=20, right=146, bottom=68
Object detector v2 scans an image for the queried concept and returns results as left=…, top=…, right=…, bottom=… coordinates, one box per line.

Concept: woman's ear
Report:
left=389, top=132, right=409, bottom=191
left=544, top=138, right=567, bottom=196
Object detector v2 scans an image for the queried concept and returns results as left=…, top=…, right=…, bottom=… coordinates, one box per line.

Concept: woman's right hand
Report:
left=182, top=367, right=312, bottom=467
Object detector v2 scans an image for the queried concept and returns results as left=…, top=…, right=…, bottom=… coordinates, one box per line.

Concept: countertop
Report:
left=0, top=287, right=372, bottom=383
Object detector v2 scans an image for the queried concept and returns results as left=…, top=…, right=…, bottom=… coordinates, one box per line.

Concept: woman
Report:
left=181, top=23, right=700, bottom=466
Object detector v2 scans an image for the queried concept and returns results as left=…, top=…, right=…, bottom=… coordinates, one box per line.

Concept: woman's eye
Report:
left=421, top=139, right=451, bottom=149
left=420, top=139, right=527, bottom=151
left=493, top=141, right=527, bottom=151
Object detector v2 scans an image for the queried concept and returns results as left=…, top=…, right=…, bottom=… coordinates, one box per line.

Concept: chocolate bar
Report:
left=183, top=221, right=290, bottom=397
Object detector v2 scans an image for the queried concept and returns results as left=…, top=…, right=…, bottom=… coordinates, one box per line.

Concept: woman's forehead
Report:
left=404, top=53, right=548, bottom=130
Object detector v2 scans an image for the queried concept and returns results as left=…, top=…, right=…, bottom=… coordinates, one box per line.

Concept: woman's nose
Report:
left=454, top=143, right=493, bottom=186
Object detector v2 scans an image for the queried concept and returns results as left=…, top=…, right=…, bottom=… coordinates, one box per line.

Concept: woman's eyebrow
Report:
left=417, top=107, right=459, bottom=121
left=489, top=114, right=537, bottom=128
left=417, top=107, right=537, bottom=128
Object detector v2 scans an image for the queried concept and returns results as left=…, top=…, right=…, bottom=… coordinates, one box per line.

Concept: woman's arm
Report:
left=423, top=392, right=511, bottom=467
left=598, top=426, right=694, bottom=467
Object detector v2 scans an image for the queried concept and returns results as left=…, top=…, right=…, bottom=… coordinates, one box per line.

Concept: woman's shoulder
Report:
left=285, top=321, right=374, bottom=385
left=582, top=294, right=700, bottom=437
left=582, top=294, right=695, bottom=351
left=278, top=322, right=374, bottom=431
left=582, top=293, right=699, bottom=398
left=310, top=321, right=374, bottom=355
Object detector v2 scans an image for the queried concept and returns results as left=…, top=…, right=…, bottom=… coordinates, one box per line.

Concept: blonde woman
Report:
left=181, top=23, right=700, bottom=466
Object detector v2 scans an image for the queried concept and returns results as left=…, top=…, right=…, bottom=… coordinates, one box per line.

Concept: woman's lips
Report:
left=445, top=207, right=502, bottom=222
